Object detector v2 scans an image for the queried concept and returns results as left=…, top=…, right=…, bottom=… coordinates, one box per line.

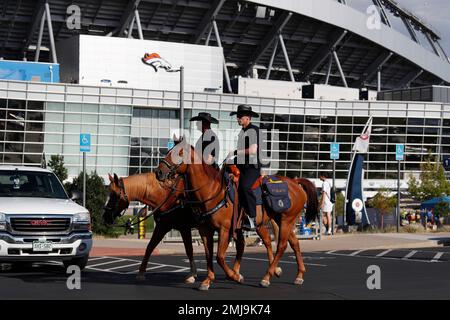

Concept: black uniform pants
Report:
left=238, top=167, right=260, bottom=218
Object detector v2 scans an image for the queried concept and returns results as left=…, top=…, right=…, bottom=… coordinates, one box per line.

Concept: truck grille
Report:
left=10, top=217, right=71, bottom=233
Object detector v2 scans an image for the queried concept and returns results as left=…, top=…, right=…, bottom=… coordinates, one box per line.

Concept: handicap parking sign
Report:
left=396, top=144, right=404, bottom=161
left=330, top=143, right=340, bottom=160
left=80, top=133, right=91, bottom=152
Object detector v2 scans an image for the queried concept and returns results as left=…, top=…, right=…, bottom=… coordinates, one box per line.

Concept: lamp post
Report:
left=167, top=66, right=184, bottom=135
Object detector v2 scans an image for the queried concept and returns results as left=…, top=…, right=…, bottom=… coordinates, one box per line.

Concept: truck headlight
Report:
left=73, top=212, right=91, bottom=231
left=73, top=212, right=90, bottom=223
left=0, top=213, right=6, bottom=231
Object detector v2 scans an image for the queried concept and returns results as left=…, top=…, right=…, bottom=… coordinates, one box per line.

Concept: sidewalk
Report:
left=90, top=232, right=450, bottom=257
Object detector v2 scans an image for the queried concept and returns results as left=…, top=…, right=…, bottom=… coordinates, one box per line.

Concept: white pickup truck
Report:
left=0, top=166, right=92, bottom=269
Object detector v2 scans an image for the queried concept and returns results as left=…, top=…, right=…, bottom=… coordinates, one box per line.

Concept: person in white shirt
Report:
left=319, top=173, right=333, bottom=235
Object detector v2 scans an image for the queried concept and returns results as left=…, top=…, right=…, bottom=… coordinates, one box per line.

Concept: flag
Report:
left=141, top=52, right=172, bottom=72
left=352, top=117, right=373, bottom=154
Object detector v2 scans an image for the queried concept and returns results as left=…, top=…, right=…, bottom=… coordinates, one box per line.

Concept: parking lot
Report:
left=1, top=247, right=449, bottom=300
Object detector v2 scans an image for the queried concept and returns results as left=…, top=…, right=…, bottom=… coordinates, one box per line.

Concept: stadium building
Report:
left=1, top=0, right=450, bottom=190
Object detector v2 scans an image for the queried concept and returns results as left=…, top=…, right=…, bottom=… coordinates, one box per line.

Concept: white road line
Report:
left=376, top=249, right=392, bottom=257
left=172, top=268, right=190, bottom=273
left=88, top=257, right=111, bottom=262
left=88, top=258, right=129, bottom=268
left=326, top=250, right=337, bottom=254
left=85, top=266, right=122, bottom=274
left=431, top=252, right=444, bottom=263
left=106, top=262, right=142, bottom=271
left=349, top=249, right=366, bottom=256
left=242, top=256, right=327, bottom=267
left=146, top=265, right=166, bottom=271
left=402, top=250, right=418, bottom=260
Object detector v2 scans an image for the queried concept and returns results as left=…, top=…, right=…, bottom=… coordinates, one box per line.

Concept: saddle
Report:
left=225, top=165, right=245, bottom=240
left=252, top=175, right=291, bottom=214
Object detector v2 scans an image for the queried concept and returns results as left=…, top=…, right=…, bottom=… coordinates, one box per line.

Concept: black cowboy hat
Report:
left=229, top=104, right=259, bottom=118
left=189, top=112, right=219, bottom=124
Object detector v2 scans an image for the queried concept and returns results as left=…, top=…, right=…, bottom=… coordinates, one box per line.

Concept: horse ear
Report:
left=113, top=173, right=119, bottom=185
left=108, top=173, right=114, bottom=183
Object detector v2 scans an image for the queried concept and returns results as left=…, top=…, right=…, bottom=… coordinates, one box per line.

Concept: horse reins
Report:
left=112, top=175, right=184, bottom=228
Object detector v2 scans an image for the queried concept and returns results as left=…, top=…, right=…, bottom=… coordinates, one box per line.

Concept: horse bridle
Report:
left=107, top=175, right=185, bottom=228
left=104, top=177, right=130, bottom=213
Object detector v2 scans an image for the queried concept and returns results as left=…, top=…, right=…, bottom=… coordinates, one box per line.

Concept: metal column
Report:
left=44, top=2, right=57, bottom=64
left=34, top=12, right=46, bottom=62
left=212, top=20, right=232, bottom=93
left=205, top=25, right=213, bottom=46
left=265, top=39, right=279, bottom=80
left=377, top=68, right=382, bottom=91
left=332, top=49, right=347, bottom=88
left=128, top=16, right=136, bottom=38
left=325, top=55, right=333, bottom=85
left=278, top=33, right=295, bottom=82
left=135, top=9, right=144, bottom=40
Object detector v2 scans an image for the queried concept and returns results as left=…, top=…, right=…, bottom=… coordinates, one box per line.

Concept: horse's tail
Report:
left=293, top=178, right=319, bottom=223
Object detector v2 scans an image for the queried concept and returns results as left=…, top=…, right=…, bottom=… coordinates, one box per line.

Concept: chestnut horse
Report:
left=156, top=141, right=318, bottom=289
left=102, top=172, right=199, bottom=284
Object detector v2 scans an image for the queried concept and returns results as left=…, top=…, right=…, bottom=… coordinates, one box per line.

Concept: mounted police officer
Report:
left=227, top=104, right=262, bottom=231
left=189, top=112, right=220, bottom=168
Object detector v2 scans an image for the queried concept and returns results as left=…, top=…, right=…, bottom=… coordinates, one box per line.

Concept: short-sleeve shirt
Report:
left=195, top=129, right=219, bottom=164
left=322, top=180, right=332, bottom=202
left=236, top=123, right=261, bottom=170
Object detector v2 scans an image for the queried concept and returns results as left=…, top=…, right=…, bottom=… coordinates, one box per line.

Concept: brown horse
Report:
left=102, top=172, right=199, bottom=284
left=156, top=141, right=318, bottom=289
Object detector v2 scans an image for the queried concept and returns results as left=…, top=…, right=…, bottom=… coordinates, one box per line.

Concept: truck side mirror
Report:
left=71, top=190, right=83, bottom=201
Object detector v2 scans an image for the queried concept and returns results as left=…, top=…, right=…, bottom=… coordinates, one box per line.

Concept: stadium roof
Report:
left=1, top=0, right=449, bottom=90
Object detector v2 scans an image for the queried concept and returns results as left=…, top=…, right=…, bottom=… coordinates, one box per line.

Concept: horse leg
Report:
left=260, top=217, right=293, bottom=288
left=137, top=223, right=170, bottom=281
left=256, top=222, right=282, bottom=278
left=287, top=228, right=306, bottom=285
left=179, top=227, right=197, bottom=284
left=217, top=227, right=243, bottom=284
left=231, top=229, right=245, bottom=277
left=198, top=225, right=215, bottom=291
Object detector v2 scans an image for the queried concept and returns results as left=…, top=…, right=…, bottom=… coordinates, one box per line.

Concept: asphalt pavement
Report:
left=1, top=246, right=450, bottom=300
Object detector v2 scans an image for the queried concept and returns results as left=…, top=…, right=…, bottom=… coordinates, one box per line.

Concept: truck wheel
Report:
left=63, top=255, right=89, bottom=270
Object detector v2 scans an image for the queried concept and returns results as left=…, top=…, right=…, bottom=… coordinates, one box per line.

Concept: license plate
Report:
left=32, top=241, right=53, bottom=252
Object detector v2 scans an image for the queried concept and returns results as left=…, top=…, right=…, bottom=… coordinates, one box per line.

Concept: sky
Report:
left=396, top=0, right=450, bottom=54
left=346, top=0, right=450, bottom=56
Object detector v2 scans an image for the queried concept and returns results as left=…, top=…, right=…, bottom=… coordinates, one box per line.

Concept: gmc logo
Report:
left=30, top=220, right=48, bottom=226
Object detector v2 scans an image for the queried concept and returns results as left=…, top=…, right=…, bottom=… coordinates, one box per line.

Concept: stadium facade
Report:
left=1, top=0, right=450, bottom=190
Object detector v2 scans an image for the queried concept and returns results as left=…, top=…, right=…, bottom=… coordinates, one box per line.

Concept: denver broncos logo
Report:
left=141, top=52, right=172, bottom=72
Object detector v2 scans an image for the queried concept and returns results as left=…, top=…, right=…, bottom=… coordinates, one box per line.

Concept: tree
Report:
left=66, top=171, right=114, bottom=236
left=47, top=154, right=68, bottom=183
left=408, top=154, right=450, bottom=202
left=368, top=188, right=397, bottom=230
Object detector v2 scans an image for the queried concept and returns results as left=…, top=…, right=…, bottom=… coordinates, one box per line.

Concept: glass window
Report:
left=46, top=102, right=64, bottom=112
left=27, top=101, right=44, bottom=111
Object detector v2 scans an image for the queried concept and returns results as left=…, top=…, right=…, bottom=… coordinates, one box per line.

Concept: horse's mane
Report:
left=188, top=144, right=223, bottom=184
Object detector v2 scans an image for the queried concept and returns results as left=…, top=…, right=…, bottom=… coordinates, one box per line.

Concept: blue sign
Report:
left=396, top=144, right=404, bottom=161
left=444, top=158, right=450, bottom=170
left=80, top=134, right=91, bottom=152
left=330, top=143, right=340, bottom=160
left=167, top=139, right=175, bottom=150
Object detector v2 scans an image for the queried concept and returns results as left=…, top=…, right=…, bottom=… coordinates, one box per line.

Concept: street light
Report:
left=166, top=66, right=184, bottom=135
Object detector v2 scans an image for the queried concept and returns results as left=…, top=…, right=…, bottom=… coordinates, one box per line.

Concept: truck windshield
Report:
left=0, top=170, right=68, bottom=199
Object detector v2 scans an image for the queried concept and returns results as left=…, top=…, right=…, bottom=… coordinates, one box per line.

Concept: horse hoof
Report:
left=136, top=274, right=146, bottom=282
left=259, top=280, right=270, bottom=288
left=294, top=278, right=304, bottom=285
left=184, top=275, right=196, bottom=284
left=238, top=274, right=244, bottom=284
left=198, top=283, right=210, bottom=291
left=275, top=267, right=283, bottom=278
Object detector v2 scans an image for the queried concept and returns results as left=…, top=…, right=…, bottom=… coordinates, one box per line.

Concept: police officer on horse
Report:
left=190, top=112, right=220, bottom=168
left=227, top=104, right=262, bottom=231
